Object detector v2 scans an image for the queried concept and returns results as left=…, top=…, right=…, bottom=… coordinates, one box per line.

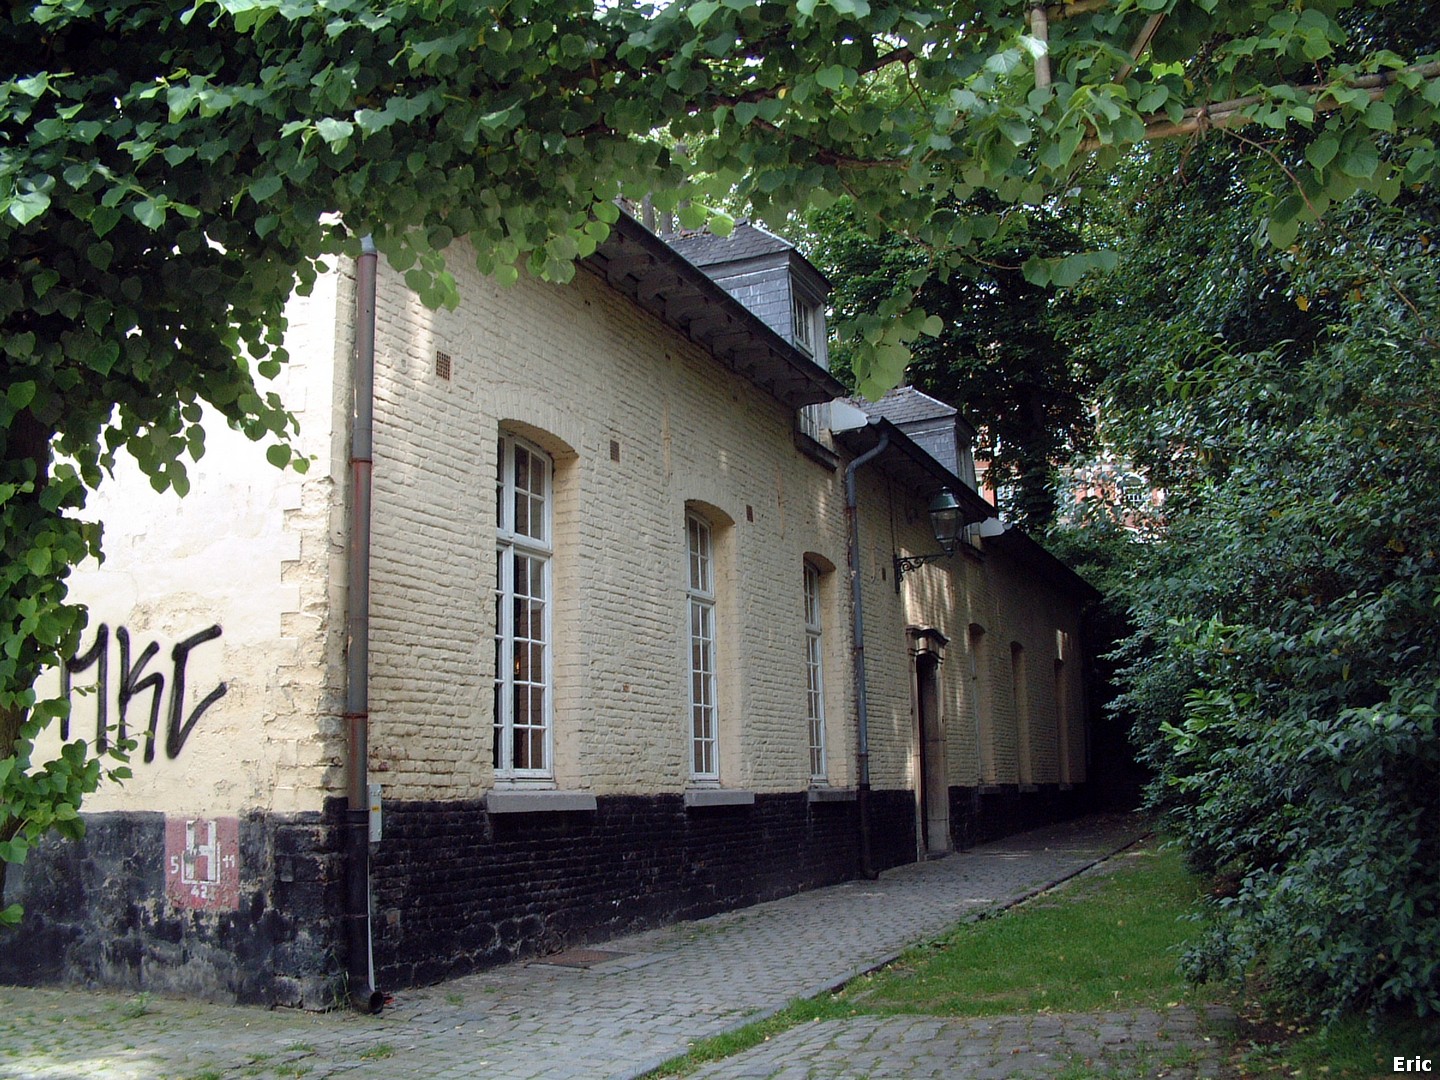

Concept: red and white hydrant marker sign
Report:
left=164, top=816, right=240, bottom=911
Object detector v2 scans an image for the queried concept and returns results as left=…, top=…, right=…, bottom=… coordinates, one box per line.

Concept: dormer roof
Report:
left=854, top=386, right=957, bottom=426
left=582, top=213, right=845, bottom=410
left=665, top=221, right=834, bottom=295
left=665, top=220, right=795, bottom=266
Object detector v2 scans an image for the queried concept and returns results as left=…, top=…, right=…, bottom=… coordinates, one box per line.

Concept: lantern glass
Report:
left=928, top=491, right=963, bottom=552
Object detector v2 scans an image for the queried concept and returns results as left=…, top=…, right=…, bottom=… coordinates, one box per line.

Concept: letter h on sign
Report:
left=164, top=816, right=240, bottom=912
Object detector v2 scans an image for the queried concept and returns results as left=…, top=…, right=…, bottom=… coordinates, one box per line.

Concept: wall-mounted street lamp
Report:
left=893, top=491, right=965, bottom=593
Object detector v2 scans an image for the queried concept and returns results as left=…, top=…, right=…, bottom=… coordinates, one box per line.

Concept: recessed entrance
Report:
left=909, top=627, right=951, bottom=858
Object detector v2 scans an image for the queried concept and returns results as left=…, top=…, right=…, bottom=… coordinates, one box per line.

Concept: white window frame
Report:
left=792, top=288, right=829, bottom=440
left=687, top=512, right=719, bottom=781
left=494, top=432, right=553, bottom=780
left=791, top=292, right=818, bottom=356
left=803, top=563, right=827, bottom=781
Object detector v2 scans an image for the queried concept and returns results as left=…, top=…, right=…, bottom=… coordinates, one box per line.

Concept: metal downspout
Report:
left=845, top=429, right=889, bottom=881
left=345, top=237, right=382, bottom=1013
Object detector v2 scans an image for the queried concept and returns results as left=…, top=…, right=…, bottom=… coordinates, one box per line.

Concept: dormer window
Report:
left=791, top=293, right=818, bottom=357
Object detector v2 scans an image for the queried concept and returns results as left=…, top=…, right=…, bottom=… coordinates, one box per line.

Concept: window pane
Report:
left=496, top=438, right=507, bottom=527
left=514, top=490, right=530, bottom=536
left=514, top=445, right=530, bottom=492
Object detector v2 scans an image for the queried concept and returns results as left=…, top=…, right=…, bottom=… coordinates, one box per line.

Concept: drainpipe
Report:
left=344, top=236, right=383, bottom=1013
left=845, top=428, right=889, bottom=881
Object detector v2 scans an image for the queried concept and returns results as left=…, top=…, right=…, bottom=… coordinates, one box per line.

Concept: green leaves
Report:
left=1077, top=142, right=1440, bottom=1023
left=3, top=175, right=54, bottom=226
left=1022, top=250, right=1119, bottom=288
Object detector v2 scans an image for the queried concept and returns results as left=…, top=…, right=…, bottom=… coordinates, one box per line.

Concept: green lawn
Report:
left=847, top=843, right=1203, bottom=1017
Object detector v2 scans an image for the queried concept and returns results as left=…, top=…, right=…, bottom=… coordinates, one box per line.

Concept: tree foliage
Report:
left=805, top=195, right=1089, bottom=528
left=4, top=0, right=1440, bottom=920
left=1067, top=136, right=1440, bottom=1020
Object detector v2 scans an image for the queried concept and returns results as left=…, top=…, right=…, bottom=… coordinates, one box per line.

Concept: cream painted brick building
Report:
left=4, top=215, right=1096, bottom=1006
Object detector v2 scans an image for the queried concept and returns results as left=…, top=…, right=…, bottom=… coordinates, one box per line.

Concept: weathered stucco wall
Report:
left=31, top=273, right=350, bottom=818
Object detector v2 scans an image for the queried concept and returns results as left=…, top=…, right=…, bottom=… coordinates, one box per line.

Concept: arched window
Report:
left=494, top=432, right=552, bottom=777
left=687, top=511, right=718, bottom=780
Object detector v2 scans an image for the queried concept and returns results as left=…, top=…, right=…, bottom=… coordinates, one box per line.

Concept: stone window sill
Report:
left=807, top=786, right=857, bottom=803
left=486, top=790, right=597, bottom=814
left=683, top=788, right=756, bottom=808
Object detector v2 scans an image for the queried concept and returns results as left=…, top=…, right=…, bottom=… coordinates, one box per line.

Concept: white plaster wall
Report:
left=32, top=275, right=348, bottom=816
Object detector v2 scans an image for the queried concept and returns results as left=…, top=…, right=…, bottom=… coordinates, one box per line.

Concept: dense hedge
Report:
left=1062, top=152, right=1440, bottom=1021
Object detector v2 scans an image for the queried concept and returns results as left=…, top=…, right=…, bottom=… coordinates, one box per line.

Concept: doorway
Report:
left=909, top=628, right=951, bottom=858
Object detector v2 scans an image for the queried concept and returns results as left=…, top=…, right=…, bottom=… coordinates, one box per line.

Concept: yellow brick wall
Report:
left=39, top=238, right=1091, bottom=818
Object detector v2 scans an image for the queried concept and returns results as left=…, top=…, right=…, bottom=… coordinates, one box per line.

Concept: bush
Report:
left=1097, top=192, right=1440, bottom=1022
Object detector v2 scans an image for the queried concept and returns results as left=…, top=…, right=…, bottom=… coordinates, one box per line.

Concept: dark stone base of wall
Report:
left=0, top=806, right=344, bottom=1008
left=1, top=783, right=1087, bottom=1005
left=370, top=789, right=915, bottom=988
left=947, top=783, right=1089, bottom=850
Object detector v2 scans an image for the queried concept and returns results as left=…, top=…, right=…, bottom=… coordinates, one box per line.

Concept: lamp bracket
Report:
left=893, top=550, right=954, bottom=593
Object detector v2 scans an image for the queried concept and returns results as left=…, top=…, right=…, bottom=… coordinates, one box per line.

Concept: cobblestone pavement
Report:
left=0, top=814, right=1168, bottom=1080
left=687, top=1008, right=1240, bottom=1079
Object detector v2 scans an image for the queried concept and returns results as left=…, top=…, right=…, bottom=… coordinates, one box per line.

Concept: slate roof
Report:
left=853, top=386, right=957, bottom=425
left=665, top=221, right=797, bottom=268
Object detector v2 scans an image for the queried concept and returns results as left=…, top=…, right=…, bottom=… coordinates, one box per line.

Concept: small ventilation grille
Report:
left=610, top=439, right=621, bottom=462
left=435, top=351, right=452, bottom=381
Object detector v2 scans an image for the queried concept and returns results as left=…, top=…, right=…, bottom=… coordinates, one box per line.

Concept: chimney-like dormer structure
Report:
left=665, top=222, right=832, bottom=374
left=853, top=386, right=980, bottom=492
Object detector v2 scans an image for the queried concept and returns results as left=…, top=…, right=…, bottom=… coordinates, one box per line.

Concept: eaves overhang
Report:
left=982, top=525, right=1101, bottom=603
left=833, top=418, right=994, bottom=526
left=837, top=416, right=1099, bottom=600
left=582, top=215, right=848, bottom=411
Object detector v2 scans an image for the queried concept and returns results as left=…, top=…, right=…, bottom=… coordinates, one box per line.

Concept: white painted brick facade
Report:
left=38, top=236, right=1090, bottom=821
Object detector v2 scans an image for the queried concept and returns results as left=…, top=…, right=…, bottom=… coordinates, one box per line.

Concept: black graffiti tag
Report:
left=61, top=623, right=227, bottom=762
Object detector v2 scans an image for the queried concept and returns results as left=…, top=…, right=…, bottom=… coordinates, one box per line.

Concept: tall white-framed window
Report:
left=687, top=512, right=719, bottom=781
left=803, top=563, right=827, bottom=781
left=494, top=432, right=552, bottom=778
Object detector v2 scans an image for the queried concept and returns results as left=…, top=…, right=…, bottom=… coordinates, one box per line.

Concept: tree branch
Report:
left=1079, top=62, right=1440, bottom=152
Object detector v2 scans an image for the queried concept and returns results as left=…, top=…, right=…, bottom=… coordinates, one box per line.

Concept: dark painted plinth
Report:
left=1, top=782, right=1086, bottom=1005
left=0, top=806, right=344, bottom=1007
left=369, top=789, right=915, bottom=988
